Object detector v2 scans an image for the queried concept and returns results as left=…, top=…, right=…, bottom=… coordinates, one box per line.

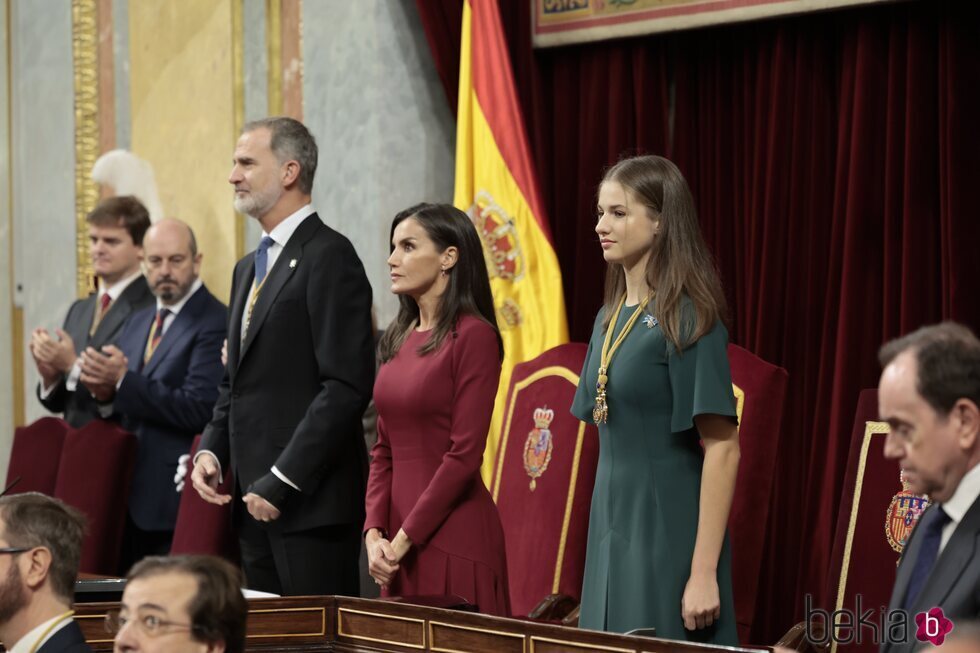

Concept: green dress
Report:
left=571, top=300, right=738, bottom=644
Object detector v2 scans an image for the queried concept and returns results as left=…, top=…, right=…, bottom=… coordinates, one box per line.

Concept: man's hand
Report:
left=31, top=328, right=78, bottom=374
left=243, top=493, right=281, bottom=522
left=29, top=329, right=61, bottom=386
left=80, top=345, right=128, bottom=402
left=191, top=452, right=232, bottom=505
left=80, top=345, right=128, bottom=384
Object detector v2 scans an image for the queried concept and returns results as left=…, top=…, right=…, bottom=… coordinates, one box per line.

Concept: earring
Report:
left=441, top=268, right=448, bottom=277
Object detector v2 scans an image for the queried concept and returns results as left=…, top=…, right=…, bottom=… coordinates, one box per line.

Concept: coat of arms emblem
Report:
left=523, top=407, right=555, bottom=491
left=885, top=470, right=930, bottom=556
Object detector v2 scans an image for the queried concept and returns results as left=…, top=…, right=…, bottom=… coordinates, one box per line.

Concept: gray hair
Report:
left=242, top=116, right=318, bottom=194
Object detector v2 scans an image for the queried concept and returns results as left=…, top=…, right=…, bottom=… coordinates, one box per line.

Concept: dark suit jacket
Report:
left=37, top=620, right=93, bottom=653
left=882, top=497, right=980, bottom=653
left=200, top=213, right=375, bottom=533
left=111, top=284, right=227, bottom=532
left=37, top=276, right=154, bottom=428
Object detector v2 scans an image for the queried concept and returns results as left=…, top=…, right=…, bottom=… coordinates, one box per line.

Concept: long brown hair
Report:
left=378, top=203, right=503, bottom=363
left=600, top=155, right=727, bottom=352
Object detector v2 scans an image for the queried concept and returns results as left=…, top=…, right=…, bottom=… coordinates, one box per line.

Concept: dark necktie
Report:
left=144, top=308, right=171, bottom=364
left=902, top=505, right=951, bottom=610
left=254, top=236, right=275, bottom=285
left=91, top=292, right=113, bottom=335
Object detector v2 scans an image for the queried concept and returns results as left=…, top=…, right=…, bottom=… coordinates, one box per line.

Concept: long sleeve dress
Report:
left=570, top=299, right=739, bottom=644
left=364, top=315, right=510, bottom=616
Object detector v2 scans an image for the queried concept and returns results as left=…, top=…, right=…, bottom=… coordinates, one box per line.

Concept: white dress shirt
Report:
left=938, top=462, right=980, bottom=554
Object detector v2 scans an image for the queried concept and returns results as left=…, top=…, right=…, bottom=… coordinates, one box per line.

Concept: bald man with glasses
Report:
left=0, top=493, right=90, bottom=653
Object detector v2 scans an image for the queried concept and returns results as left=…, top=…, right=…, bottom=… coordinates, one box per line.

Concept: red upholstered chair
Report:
left=490, top=343, right=599, bottom=619
left=823, top=389, right=919, bottom=653
left=5, top=417, right=70, bottom=494
left=726, top=344, right=789, bottom=644
left=53, top=419, right=137, bottom=575
left=170, top=434, right=237, bottom=560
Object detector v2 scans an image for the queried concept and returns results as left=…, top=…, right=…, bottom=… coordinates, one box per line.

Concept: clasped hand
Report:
left=366, top=529, right=411, bottom=589
left=29, top=328, right=77, bottom=382
left=79, top=345, right=128, bottom=401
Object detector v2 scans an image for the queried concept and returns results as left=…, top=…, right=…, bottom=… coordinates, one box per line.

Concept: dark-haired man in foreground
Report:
left=111, top=555, right=246, bottom=653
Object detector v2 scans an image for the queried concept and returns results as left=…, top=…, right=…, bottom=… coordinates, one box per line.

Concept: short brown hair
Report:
left=879, top=322, right=980, bottom=415
left=0, top=493, right=86, bottom=603
left=86, top=196, right=151, bottom=246
left=127, top=555, right=246, bottom=653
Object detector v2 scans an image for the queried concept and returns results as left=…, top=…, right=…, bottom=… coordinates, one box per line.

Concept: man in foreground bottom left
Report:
left=0, top=492, right=91, bottom=653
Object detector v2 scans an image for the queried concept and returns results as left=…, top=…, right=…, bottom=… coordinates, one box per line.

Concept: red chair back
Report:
left=53, top=420, right=137, bottom=575
left=170, top=435, right=237, bottom=559
left=490, top=343, right=599, bottom=618
left=825, top=389, right=916, bottom=653
left=6, top=417, right=70, bottom=494
left=727, top=343, right=789, bottom=644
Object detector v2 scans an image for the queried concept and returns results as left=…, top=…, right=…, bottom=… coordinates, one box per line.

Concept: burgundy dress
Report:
left=364, top=315, right=510, bottom=616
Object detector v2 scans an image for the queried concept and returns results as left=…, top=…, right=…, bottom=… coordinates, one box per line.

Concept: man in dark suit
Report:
left=879, top=322, right=980, bottom=653
left=0, top=493, right=91, bottom=652
left=30, top=196, right=154, bottom=428
left=79, top=218, right=226, bottom=569
left=191, top=117, right=375, bottom=596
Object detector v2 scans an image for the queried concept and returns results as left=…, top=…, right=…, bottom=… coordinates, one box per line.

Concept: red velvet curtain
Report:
left=415, top=0, right=980, bottom=643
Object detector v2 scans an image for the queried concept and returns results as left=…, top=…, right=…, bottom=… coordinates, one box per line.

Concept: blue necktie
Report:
left=254, top=236, right=274, bottom=285
left=902, top=505, right=951, bottom=610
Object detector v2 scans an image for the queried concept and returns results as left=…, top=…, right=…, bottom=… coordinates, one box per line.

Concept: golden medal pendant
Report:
left=593, top=369, right=609, bottom=424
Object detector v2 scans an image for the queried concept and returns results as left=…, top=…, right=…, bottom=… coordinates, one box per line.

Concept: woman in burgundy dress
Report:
left=364, top=203, right=510, bottom=616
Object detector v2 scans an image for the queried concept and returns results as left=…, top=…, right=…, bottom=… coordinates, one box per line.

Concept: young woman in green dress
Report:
left=570, top=155, right=741, bottom=643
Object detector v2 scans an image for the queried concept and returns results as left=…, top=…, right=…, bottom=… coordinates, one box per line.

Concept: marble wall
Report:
left=303, top=0, right=456, bottom=329
left=9, top=0, right=78, bottom=429
left=0, top=0, right=12, bottom=471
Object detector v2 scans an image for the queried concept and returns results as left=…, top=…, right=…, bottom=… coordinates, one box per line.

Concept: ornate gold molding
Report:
left=233, top=0, right=245, bottom=258
left=72, top=0, right=99, bottom=298
left=266, top=0, right=282, bottom=116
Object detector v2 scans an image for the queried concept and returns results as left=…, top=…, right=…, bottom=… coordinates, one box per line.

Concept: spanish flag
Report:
left=454, top=0, right=569, bottom=484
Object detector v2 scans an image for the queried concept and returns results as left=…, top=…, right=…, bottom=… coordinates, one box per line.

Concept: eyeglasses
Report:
left=104, top=610, right=196, bottom=638
left=0, top=547, right=29, bottom=555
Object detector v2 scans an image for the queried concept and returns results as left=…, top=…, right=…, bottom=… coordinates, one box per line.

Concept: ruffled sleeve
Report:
left=667, top=307, right=737, bottom=434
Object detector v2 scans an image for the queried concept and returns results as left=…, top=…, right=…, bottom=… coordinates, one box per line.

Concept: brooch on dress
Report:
left=642, top=313, right=658, bottom=328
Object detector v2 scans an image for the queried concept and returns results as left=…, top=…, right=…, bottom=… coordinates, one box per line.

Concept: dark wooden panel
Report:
left=336, top=606, right=426, bottom=650
left=73, top=594, right=773, bottom=653
left=429, top=619, right=525, bottom=653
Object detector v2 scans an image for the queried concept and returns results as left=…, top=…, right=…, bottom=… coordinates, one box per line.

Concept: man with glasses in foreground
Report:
left=0, top=492, right=90, bottom=653
left=109, top=555, right=246, bottom=653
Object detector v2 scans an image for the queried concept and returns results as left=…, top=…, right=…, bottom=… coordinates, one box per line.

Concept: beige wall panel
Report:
left=129, top=0, right=239, bottom=304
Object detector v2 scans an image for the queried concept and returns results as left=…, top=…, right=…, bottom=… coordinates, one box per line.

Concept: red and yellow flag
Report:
left=454, top=0, right=569, bottom=484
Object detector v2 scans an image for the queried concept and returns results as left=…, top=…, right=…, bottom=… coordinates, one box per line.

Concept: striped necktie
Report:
left=144, top=308, right=171, bottom=364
